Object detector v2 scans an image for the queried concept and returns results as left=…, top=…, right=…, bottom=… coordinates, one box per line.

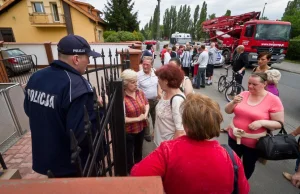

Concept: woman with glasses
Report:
left=225, top=72, right=284, bottom=179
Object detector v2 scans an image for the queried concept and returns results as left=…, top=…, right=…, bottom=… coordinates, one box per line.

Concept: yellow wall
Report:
left=0, top=0, right=66, bottom=42
left=70, top=7, right=104, bottom=42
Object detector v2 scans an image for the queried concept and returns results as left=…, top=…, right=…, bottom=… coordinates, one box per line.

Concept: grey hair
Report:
left=121, top=69, right=137, bottom=87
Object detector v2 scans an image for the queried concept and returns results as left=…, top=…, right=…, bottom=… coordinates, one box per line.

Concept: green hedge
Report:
left=286, top=39, right=300, bottom=60
left=103, top=31, right=117, bottom=40
left=104, top=31, right=145, bottom=42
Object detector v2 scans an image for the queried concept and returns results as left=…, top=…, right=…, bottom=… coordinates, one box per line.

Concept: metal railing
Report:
left=29, top=13, right=65, bottom=24
left=0, top=54, right=38, bottom=85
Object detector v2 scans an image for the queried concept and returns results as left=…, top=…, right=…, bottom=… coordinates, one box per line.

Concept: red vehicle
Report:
left=202, top=11, right=291, bottom=65
left=143, top=40, right=157, bottom=45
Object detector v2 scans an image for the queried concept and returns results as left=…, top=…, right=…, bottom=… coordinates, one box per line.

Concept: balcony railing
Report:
left=29, top=13, right=66, bottom=27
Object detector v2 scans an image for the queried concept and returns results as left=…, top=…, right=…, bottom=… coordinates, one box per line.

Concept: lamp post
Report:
left=261, top=2, right=267, bottom=19
left=156, top=0, right=160, bottom=51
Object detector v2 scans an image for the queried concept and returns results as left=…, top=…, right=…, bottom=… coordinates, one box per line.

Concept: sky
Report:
left=79, top=0, right=290, bottom=29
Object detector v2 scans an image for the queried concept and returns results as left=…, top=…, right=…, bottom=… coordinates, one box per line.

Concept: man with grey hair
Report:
left=137, top=57, right=161, bottom=142
left=232, top=45, right=249, bottom=89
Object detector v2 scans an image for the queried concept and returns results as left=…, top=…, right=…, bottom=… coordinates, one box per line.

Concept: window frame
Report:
left=32, top=2, right=45, bottom=14
left=50, top=2, right=60, bottom=22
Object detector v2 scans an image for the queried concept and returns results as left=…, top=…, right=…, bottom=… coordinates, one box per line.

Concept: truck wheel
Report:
left=222, top=50, right=230, bottom=64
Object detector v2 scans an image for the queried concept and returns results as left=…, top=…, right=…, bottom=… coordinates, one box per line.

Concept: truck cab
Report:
left=240, top=20, right=291, bottom=64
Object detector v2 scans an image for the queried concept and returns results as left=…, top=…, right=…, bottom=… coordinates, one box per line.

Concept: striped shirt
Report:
left=124, top=90, right=148, bottom=133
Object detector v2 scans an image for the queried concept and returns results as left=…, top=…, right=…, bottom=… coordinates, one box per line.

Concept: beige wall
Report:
left=70, top=7, right=104, bottom=42
left=0, top=0, right=67, bottom=42
left=27, top=0, right=65, bottom=24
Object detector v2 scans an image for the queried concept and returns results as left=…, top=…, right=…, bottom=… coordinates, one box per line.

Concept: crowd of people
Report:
left=23, top=34, right=300, bottom=193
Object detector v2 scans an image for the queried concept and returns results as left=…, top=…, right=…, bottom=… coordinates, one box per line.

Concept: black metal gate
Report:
left=61, top=49, right=130, bottom=177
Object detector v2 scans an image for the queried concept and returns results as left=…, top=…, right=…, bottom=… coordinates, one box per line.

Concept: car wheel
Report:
left=6, top=68, right=14, bottom=77
left=222, top=50, right=230, bottom=64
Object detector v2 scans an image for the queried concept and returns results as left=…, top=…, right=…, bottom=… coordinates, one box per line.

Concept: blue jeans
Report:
left=196, top=68, right=206, bottom=88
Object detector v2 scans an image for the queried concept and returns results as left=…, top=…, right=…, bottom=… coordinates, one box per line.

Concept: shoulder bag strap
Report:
left=170, top=94, right=185, bottom=110
left=221, top=144, right=239, bottom=194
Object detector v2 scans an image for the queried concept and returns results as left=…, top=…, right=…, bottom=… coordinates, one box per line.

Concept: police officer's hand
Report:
left=292, top=172, right=300, bottom=188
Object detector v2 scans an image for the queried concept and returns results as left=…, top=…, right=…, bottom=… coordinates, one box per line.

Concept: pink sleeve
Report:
left=269, top=95, right=284, bottom=113
left=235, top=154, right=250, bottom=194
left=131, top=143, right=167, bottom=177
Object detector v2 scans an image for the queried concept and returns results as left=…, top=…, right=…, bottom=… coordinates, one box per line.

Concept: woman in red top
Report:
left=121, top=69, right=149, bottom=174
left=131, top=94, right=249, bottom=194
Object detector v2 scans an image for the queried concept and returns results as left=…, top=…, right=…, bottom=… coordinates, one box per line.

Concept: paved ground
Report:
left=141, top=54, right=300, bottom=193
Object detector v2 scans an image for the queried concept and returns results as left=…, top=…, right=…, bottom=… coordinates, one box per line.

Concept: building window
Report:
left=51, top=3, right=60, bottom=22
left=98, top=30, right=102, bottom=41
left=0, top=28, right=15, bottom=42
left=32, top=2, right=45, bottom=13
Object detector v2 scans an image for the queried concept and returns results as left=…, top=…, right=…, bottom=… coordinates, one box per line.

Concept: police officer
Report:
left=24, top=34, right=101, bottom=177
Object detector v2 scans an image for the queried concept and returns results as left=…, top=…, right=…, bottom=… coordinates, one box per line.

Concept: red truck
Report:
left=202, top=11, right=291, bottom=65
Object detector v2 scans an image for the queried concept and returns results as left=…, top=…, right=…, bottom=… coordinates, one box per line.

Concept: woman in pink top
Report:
left=225, top=72, right=284, bottom=179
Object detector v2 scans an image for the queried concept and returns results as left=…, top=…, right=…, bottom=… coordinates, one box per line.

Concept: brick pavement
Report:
left=2, top=131, right=47, bottom=179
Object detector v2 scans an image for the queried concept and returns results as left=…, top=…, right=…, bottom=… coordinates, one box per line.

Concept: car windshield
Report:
left=255, top=24, right=291, bottom=41
left=3, top=49, right=26, bottom=58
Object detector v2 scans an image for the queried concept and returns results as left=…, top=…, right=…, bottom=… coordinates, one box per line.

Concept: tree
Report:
left=170, top=6, right=177, bottom=34
left=196, top=1, right=207, bottom=40
left=208, top=13, right=216, bottom=20
left=192, top=5, right=200, bottom=39
left=152, top=5, right=159, bottom=39
left=282, top=0, right=300, bottom=38
left=104, top=0, right=140, bottom=31
left=224, top=10, right=231, bottom=16
left=163, top=8, right=171, bottom=39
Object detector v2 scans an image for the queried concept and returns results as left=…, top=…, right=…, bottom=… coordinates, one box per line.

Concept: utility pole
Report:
left=261, top=2, right=267, bottom=19
left=156, top=0, right=160, bottom=51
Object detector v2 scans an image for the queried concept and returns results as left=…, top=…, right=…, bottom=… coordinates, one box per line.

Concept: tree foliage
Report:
left=208, top=13, right=216, bottom=20
left=260, top=16, right=269, bottom=20
left=163, top=8, right=171, bottom=39
left=152, top=5, right=159, bottom=40
left=196, top=1, right=207, bottom=40
left=103, top=0, right=140, bottom=31
left=192, top=5, right=200, bottom=39
left=282, top=0, right=300, bottom=38
left=224, top=10, right=231, bottom=16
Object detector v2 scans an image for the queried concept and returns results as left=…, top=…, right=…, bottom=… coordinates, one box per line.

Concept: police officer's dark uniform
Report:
left=24, top=35, right=101, bottom=177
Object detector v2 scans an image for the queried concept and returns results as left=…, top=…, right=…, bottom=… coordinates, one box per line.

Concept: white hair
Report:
left=121, top=69, right=137, bottom=87
left=266, top=69, right=281, bottom=84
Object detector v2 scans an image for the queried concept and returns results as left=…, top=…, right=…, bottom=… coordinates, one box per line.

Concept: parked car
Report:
left=143, top=40, right=157, bottom=45
left=0, top=48, right=34, bottom=77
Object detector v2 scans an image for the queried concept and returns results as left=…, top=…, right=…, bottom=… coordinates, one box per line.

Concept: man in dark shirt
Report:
left=24, top=35, right=101, bottom=177
left=232, top=45, right=249, bottom=87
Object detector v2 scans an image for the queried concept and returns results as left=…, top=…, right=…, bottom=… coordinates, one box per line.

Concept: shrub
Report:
left=286, top=39, right=300, bottom=60
left=117, top=31, right=136, bottom=41
left=103, top=31, right=117, bottom=40
left=105, top=34, right=120, bottom=42
left=133, top=31, right=145, bottom=41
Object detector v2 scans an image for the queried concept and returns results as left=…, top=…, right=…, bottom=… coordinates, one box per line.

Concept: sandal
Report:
left=283, top=172, right=292, bottom=181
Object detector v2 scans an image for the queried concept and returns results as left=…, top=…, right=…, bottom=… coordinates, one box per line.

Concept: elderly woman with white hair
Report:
left=121, top=69, right=149, bottom=174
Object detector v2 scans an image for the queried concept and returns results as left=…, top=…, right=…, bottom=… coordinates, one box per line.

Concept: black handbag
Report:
left=256, top=121, right=299, bottom=160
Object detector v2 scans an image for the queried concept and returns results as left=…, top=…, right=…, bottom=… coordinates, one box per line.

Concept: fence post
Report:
left=0, top=47, right=9, bottom=83
left=111, top=79, right=127, bottom=176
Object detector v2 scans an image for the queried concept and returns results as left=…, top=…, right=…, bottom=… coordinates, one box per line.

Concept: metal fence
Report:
left=48, top=49, right=130, bottom=178
left=0, top=54, right=38, bottom=84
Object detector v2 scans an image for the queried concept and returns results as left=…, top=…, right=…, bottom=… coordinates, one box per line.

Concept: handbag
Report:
left=256, top=121, right=299, bottom=160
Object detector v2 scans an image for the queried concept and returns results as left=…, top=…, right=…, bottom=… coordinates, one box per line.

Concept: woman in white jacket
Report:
left=164, top=48, right=172, bottom=65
